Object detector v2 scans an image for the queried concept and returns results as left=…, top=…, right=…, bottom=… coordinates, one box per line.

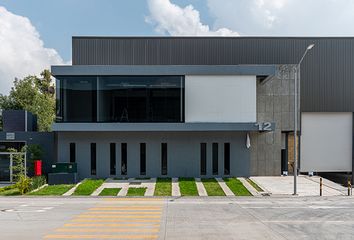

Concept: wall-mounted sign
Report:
left=6, top=132, right=15, bottom=140
left=255, top=122, right=273, bottom=131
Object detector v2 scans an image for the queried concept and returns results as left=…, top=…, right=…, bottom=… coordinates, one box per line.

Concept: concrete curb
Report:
left=195, top=178, right=207, bottom=196
left=62, top=180, right=84, bottom=196
left=215, top=178, right=234, bottom=196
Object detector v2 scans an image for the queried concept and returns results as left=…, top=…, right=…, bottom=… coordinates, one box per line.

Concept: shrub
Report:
left=30, top=176, right=46, bottom=191
left=16, top=175, right=32, bottom=195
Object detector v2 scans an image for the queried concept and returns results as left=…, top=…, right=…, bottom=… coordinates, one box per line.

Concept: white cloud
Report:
left=146, top=0, right=239, bottom=36
left=207, top=0, right=354, bottom=36
left=0, top=6, right=64, bottom=95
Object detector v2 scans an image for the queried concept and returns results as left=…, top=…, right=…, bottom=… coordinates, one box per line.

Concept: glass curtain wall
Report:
left=56, top=76, right=184, bottom=122
left=56, top=76, right=97, bottom=122
left=98, top=76, right=183, bottom=122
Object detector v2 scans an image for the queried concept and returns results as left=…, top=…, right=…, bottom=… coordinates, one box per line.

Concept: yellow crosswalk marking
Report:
left=55, top=228, right=159, bottom=233
left=76, top=215, right=161, bottom=219
left=70, top=219, right=161, bottom=223
left=85, top=211, right=162, bottom=215
left=89, top=207, right=162, bottom=211
left=64, top=223, right=160, bottom=227
left=103, top=198, right=163, bottom=201
left=44, top=234, right=158, bottom=239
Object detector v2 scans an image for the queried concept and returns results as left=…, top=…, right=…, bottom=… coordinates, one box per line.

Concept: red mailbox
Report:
left=34, top=160, right=42, bottom=176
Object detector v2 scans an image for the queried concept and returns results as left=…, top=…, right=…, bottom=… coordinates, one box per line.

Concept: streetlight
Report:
left=293, top=43, right=315, bottom=195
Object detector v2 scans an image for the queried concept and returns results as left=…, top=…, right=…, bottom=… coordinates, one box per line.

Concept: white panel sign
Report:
left=185, top=75, right=256, bottom=123
left=6, top=132, right=15, bottom=140
left=301, top=112, right=352, bottom=172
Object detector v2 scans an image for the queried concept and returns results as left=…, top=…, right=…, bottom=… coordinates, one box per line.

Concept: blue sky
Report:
left=0, top=0, right=212, bottom=61
left=1, top=0, right=354, bottom=94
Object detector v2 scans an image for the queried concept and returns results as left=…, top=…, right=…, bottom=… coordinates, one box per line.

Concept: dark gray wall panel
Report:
left=72, top=37, right=354, bottom=112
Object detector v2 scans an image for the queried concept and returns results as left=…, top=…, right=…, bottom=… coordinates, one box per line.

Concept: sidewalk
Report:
left=250, top=175, right=347, bottom=196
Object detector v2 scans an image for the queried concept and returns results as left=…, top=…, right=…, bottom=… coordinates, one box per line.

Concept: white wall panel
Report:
left=301, top=112, right=352, bottom=172
left=185, top=75, right=256, bottom=123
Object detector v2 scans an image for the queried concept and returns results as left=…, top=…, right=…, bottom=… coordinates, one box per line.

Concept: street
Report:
left=0, top=196, right=354, bottom=239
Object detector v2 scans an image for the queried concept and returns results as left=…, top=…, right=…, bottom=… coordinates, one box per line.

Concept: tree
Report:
left=0, top=70, right=55, bottom=131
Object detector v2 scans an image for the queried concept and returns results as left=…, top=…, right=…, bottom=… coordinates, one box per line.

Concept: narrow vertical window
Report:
left=70, top=143, right=76, bottom=163
left=140, top=143, right=146, bottom=175
left=161, top=143, right=167, bottom=175
left=121, top=143, right=127, bottom=175
left=110, top=143, right=116, bottom=175
left=224, top=143, right=230, bottom=175
left=90, top=143, right=96, bottom=175
left=212, top=143, right=218, bottom=175
left=200, top=143, right=207, bottom=175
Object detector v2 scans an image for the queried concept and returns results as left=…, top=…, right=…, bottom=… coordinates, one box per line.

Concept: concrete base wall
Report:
left=57, top=131, right=250, bottom=179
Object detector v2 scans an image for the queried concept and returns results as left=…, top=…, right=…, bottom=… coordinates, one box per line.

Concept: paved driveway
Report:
left=0, top=196, right=354, bottom=239
left=251, top=175, right=347, bottom=196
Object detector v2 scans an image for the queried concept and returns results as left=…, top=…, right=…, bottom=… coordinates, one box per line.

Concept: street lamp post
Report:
left=293, top=43, right=315, bottom=195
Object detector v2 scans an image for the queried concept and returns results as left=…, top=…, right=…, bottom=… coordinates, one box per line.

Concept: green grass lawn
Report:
left=201, top=178, right=225, bottom=196
left=99, top=188, right=121, bottom=196
left=246, top=178, right=263, bottom=192
left=0, top=188, right=21, bottom=196
left=223, top=178, right=251, bottom=196
left=127, top=187, right=147, bottom=196
left=154, top=178, right=171, bottom=196
left=28, top=184, right=74, bottom=196
left=73, top=179, right=104, bottom=196
left=179, top=178, right=198, bottom=196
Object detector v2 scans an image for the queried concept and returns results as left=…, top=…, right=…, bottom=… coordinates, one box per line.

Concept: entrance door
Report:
left=0, top=155, right=10, bottom=182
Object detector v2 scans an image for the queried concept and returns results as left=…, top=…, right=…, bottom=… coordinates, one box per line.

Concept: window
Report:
left=56, top=76, right=97, bottom=122
left=161, top=143, right=167, bottom=175
left=69, top=143, right=76, bottom=163
left=212, top=143, right=218, bottom=175
left=98, top=76, right=184, bottom=122
left=90, top=143, right=96, bottom=175
left=110, top=143, right=116, bottom=175
left=56, top=76, right=184, bottom=123
left=140, top=143, right=146, bottom=175
left=121, top=143, right=127, bottom=175
left=224, top=143, right=230, bottom=175
left=200, top=143, right=207, bottom=175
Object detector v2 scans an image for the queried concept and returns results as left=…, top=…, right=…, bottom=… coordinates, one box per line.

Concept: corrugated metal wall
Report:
left=72, top=37, right=354, bottom=112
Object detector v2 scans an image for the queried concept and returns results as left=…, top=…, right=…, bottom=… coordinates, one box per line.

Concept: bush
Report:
left=30, top=176, right=46, bottom=191
left=16, top=175, right=32, bottom=195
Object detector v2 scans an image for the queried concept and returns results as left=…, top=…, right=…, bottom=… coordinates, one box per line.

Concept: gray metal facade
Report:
left=0, top=132, right=55, bottom=174
left=57, top=131, right=250, bottom=179
left=72, top=36, right=354, bottom=112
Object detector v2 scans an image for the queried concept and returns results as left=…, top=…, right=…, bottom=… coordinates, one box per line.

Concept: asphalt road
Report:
left=0, top=196, right=354, bottom=239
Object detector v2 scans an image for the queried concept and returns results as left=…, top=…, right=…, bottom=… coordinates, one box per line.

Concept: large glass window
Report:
left=56, top=76, right=97, bottom=122
left=98, top=76, right=183, bottom=122
left=56, top=76, right=183, bottom=123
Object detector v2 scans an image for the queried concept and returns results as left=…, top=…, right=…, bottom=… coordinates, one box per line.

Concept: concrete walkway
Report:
left=62, top=180, right=83, bottom=196
left=250, top=175, right=346, bottom=196
left=172, top=178, right=181, bottom=197
left=91, top=178, right=157, bottom=196
left=215, top=178, right=234, bottom=196
left=195, top=178, right=207, bottom=196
